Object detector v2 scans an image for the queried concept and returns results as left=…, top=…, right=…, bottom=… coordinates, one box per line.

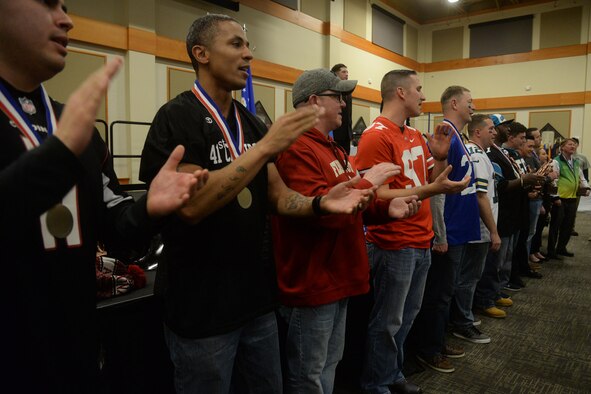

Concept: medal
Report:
left=45, top=204, right=74, bottom=239
left=237, top=187, right=252, bottom=209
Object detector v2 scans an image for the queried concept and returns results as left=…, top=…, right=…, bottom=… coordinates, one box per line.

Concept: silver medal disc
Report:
left=46, top=204, right=74, bottom=239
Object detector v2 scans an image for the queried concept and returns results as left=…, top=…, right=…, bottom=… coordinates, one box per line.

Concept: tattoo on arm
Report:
left=216, top=165, right=249, bottom=201
left=283, top=193, right=309, bottom=212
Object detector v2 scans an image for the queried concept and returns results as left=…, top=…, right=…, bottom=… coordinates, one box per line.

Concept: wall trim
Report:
left=68, top=14, right=591, bottom=110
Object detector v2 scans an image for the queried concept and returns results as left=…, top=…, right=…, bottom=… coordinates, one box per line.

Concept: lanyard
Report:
left=191, top=80, right=244, bottom=161
left=0, top=81, right=56, bottom=150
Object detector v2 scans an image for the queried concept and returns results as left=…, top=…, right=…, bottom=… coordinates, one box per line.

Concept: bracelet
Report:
left=312, top=195, right=325, bottom=216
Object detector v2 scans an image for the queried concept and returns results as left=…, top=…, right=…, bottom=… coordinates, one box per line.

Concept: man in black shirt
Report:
left=331, top=63, right=353, bottom=154
left=0, top=1, right=207, bottom=392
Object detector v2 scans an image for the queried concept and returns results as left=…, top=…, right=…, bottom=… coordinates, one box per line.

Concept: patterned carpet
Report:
left=335, top=211, right=591, bottom=393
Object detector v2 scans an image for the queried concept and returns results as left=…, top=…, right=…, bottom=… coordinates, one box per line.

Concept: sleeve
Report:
left=472, top=152, right=490, bottom=194
left=355, top=130, right=398, bottom=185
left=431, top=193, right=447, bottom=245
left=579, top=167, right=589, bottom=189
left=139, top=106, right=179, bottom=185
left=275, top=145, right=359, bottom=229
left=0, top=135, right=84, bottom=221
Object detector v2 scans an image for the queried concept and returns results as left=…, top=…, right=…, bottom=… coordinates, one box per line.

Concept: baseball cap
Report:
left=292, top=68, right=357, bottom=108
left=489, top=113, right=514, bottom=127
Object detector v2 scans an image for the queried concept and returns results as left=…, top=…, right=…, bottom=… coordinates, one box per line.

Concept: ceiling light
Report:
left=448, top=0, right=459, bottom=3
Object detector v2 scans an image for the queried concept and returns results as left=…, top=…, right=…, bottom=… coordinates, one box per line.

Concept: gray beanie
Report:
left=292, top=68, right=357, bottom=108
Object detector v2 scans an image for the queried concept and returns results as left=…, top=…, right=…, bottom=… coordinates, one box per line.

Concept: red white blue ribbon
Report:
left=0, top=81, right=56, bottom=150
left=192, top=80, right=244, bottom=161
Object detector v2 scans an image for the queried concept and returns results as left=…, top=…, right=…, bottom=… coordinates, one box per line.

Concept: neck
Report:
left=381, top=103, right=409, bottom=127
left=0, top=64, right=41, bottom=92
left=563, top=152, right=573, bottom=160
left=198, top=74, right=233, bottom=117
left=443, top=113, right=463, bottom=131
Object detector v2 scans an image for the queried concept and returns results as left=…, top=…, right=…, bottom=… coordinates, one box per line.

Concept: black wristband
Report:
left=312, top=195, right=325, bottom=216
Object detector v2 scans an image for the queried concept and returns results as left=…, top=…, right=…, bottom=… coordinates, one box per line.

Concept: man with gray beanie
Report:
left=273, top=68, right=421, bottom=393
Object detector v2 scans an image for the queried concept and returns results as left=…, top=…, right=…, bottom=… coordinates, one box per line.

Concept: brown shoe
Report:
left=482, top=306, right=507, bottom=318
left=495, top=297, right=513, bottom=307
left=417, top=354, right=455, bottom=373
left=442, top=343, right=465, bottom=359
left=529, top=262, right=542, bottom=271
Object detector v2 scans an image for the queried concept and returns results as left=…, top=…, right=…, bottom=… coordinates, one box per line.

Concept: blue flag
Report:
left=241, top=67, right=256, bottom=114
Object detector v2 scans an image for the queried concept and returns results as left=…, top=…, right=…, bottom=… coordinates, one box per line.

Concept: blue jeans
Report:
left=474, top=234, right=515, bottom=309
left=527, top=199, right=543, bottom=254
left=413, top=244, right=464, bottom=359
left=451, top=242, right=490, bottom=329
left=361, top=246, right=431, bottom=394
left=164, top=312, right=282, bottom=394
left=278, top=299, right=348, bottom=394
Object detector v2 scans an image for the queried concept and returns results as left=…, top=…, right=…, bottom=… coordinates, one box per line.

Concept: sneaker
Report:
left=453, top=326, right=491, bottom=344
left=473, top=318, right=482, bottom=326
left=442, top=343, right=465, bottom=359
left=500, top=292, right=512, bottom=299
left=503, top=283, right=523, bottom=292
left=482, top=306, right=507, bottom=318
left=417, top=354, right=455, bottom=373
left=495, top=297, right=513, bottom=307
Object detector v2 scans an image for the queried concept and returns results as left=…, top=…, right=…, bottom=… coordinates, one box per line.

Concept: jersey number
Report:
left=401, top=146, right=425, bottom=188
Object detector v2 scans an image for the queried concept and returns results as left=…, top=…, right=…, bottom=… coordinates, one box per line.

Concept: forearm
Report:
left=178, top=142, right=273, bottom=224
left=429, top=159, right=448, bottom=181
left=477, top=192, right=498, bottom=236
left=377, top=183, right=436, bottom=201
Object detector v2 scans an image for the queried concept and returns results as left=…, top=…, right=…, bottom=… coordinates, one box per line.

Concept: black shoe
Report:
left=503, top=283, right=523, bottom=292
left=525, top=270, right=543, bottom=279
left=500, top=292, right=512, bottom=299
left=571, top=230, right=579, bottom=236
left=546, top=253, right=563, bottom=260
left=389, top=379, right=423, bottom=394
left=513, top=277, right=526, bottom=287
left=557, top=249, right=574, bottom=257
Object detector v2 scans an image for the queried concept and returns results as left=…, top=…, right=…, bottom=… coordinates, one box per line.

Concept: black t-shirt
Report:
left=140, top=91, right=277, bottom=338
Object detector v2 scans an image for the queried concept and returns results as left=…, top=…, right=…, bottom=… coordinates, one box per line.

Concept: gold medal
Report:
left=46, top=203, right=74, bottom=239
left=237, top=187, right=252, bottom=209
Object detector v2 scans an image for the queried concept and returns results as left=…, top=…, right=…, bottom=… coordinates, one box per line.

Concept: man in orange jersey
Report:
left=355, top=70, right=468, bottom=394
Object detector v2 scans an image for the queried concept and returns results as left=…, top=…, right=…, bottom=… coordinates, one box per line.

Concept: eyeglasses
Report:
left=315, top=93, right=344, bottom=103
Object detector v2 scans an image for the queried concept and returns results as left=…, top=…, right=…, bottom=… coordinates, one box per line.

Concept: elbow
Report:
left=177, top=207, right=203, bottom=225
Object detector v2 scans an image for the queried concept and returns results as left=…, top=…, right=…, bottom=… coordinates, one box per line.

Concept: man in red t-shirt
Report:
left=355, top=70, right=467, bottom=394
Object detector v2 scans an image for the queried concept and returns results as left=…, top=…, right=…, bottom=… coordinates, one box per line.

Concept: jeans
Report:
left=413, top=244, right=464, bottom=359
left=361, top=246, right=431, bottom=394
left=451, top=242, right=490, bottom=329
left=164, top=312, right=282, bottom=394
left=527, top=199, right=543, bottom=254
left=474, top=233, right=515, bottom=309
left=278, top=299, right=348, bottom=394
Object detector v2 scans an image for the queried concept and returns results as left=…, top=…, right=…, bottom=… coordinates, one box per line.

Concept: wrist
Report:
left=312, top=195, right=327, bottom=216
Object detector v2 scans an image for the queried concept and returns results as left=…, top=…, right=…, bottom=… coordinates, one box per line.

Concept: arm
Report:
left=431, top=193, right=448, bottom=254
left=175, top=106, right=322, bottom=224
left=476, top=192, right=501, bottom=251
left=267, top=163, right=372, bottom=220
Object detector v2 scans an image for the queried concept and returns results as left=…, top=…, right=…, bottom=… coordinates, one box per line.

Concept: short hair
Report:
left=467, top=114, right=490, bottom=137
left=331, top=63, right=347, bottom=74
left=186, top=14, right=238, bottom=71
left=525, top=135, right=535, bottom=141
left=508, top=121, right=527, bottom=138
left=560, top=138, right=577, bottom=146
left=440, top=85, right=470, bottom=107
left=381, top=69, right=417, bottom=102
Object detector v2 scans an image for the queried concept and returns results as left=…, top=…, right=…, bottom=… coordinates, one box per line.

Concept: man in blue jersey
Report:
left=413, top=85, right=484, bottom=372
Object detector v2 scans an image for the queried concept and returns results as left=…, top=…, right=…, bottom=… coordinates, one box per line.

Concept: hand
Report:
left=432, top=165, right=470, bottom=194
left=55, top=58, right=123, bottom=156
left=540, top=205, right=546, bottom=215
left=388, top=195, right=421, bottom=219
left=258, top=105, right=323, bottom=156
left=363, top=163, right=401, bottom=186
left=146, top=145, right=209, bottom=218
left=490, top=232, right=501, bottom=252
left=522, top=173, right=545, bottom=187
left=553, top=199, right=562, bottom=206
left=527, top=191, right=539, bottom=199
left=320, top=175, right=374, bottom=215
left=432, top=243, right=448, bottom=254
left=426, top=123, right=454, bottom=161
left=547, top=170, right=558, bottom=180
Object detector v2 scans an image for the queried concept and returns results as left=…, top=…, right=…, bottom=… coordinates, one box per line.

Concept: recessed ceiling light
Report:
left=448, top=0, right=459, bottom=3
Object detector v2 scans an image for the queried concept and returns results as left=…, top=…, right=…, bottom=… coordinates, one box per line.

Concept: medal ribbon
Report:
left=0, top=81, right=56, bottom=149
left=191, top=80, right=244, bottom=160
